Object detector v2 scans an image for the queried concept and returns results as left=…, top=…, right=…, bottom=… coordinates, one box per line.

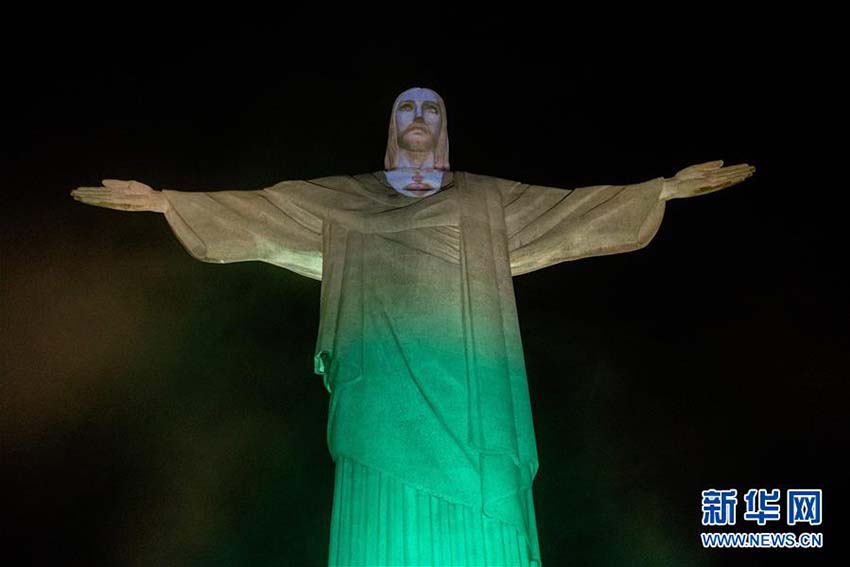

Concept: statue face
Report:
left=395, top=88, right=442, bottom=152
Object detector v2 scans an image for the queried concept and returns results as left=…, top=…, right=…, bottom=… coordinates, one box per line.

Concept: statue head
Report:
left=384, top=87, right=450, bottom=171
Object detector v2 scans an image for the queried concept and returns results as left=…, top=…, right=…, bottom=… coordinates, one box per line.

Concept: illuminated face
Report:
left=395, top=88, right=442, bottom=152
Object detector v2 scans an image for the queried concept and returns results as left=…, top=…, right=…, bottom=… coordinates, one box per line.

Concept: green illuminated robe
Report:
left=161, top=171, right=666, bottom=566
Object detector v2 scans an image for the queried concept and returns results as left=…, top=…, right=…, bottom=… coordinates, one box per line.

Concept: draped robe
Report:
left=161, top=171, right=666, bottom=566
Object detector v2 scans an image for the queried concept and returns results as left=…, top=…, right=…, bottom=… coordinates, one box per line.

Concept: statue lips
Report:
left=404, top=124, right=432, bottom=138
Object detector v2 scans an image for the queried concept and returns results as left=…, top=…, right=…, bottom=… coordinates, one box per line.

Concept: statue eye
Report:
left=399, top=103, right=414, bottom=112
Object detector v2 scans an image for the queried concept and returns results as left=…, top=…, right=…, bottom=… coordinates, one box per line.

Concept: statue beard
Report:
left=398, top=123, right=437, bottom=153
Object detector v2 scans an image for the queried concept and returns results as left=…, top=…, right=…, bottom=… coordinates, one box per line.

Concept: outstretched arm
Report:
left=503, top=160, right=754, bottom=275
left=71, top=179, right=324, bottom=280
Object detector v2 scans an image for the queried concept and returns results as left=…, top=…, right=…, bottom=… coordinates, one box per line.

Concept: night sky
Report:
left=3, top=19, right=847, bottom=566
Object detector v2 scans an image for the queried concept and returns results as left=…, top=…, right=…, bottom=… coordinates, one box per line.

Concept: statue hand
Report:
left=71, top=179, right=169, bottom=213
left=661, top=160, right=755, bottom=201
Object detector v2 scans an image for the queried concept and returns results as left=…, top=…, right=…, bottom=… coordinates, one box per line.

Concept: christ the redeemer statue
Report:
left=72, top=87, right=754, bottom=566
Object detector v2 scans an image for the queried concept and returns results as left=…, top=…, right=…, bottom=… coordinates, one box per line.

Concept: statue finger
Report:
left=721, top=163, right=754, bottom=172
left=102, top=179, right=131, bottom=189
left=697, top=160, right=724, bottom=171
left=719, top=165, right=756, bottom=179
left=716, top=164, right=751, bottom=174
left=75, top=193, right=145, bottom=205
left=127, top=180, right=153, bottom=193
left=79, top=199, right=146, bottom=211
left=709, top=172, right=747, bottom=184
left=722, top=165, right=755, bottom=177
left=72, top=187, right=114, bottom=198
left=72, top=188, right=131, bottom=201
left=714, top=170, right=754, bottom=184
left=710, top=167, right=752, bottom=180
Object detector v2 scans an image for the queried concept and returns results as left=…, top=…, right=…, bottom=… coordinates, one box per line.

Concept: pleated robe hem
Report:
left=329, top=455, right=541, bottom=567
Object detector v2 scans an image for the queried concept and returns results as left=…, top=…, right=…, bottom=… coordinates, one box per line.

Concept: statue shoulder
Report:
left=458, top=171, right=524, bottom=191
left=262, top=175, right=373, bottom=202
left=307, top=174, right=367, bottom=187
left=458, top=171, right=514, bottom=182
left=274, top=174, right=378, bottom=196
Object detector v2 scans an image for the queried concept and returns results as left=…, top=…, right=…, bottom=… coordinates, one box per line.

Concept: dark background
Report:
left=3, top=18, right=847, bottom=566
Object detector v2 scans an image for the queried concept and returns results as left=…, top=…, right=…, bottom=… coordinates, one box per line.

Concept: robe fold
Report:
left=162, top=172, right=665, bottom=566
